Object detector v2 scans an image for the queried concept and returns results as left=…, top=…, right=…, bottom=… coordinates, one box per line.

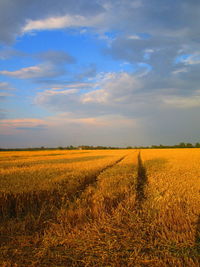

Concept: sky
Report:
left=0, top=0, right=200, bottom=148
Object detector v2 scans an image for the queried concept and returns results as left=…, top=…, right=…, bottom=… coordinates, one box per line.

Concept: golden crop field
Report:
left=0, top=150, right=128, bottom=193
left=0, top=149, right=200, bottom=266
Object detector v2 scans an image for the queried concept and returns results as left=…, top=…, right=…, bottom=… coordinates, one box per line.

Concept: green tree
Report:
left=186, top=143, right=193, bottom=148
left=195, top=142, right=200, bottom=148
left=179, top=142, right=186, bottom=148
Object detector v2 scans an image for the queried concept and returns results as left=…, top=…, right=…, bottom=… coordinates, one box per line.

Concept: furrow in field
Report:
left=0, top=152, right=130, bottom=265
left=135, top=151, right=148, bottom=207
left=0, top=155, right=127, bottom=221
left=1, top=149, right=200, bottom=267
left=33, top=152, right=139, bottom=266
left=70, top=155, right=127, bottom=199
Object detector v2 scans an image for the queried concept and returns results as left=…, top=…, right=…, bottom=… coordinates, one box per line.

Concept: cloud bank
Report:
left=0, top=0, right=200, bottom=147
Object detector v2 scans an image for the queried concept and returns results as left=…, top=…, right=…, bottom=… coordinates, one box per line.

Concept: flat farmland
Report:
left=0, top=149, right=200, bottom=266
left=0, top=150, right=128, bottom=193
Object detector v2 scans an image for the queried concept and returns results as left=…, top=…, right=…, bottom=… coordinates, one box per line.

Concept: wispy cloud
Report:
left=181, top=54, right=200, bottom=65
left=0, top=82, right=15, bottom=100
left=0, top=118, right=46, bottom=127
left=36, top=68, right=200, bottom=121
left=0, top=82, right=14, bottom=90
left=0, top=63, right=65, bottom=79
left=172, top=68, right=188, bottom=75
left=0, top=113, right=140, bottom=148
left=0, top=92, right=13, bottom=97
left=0, top=0, right=105, bottom=43
left=50, top=82, right=94, bottom=90
left=163, top=93, right=200, bottom=108
left=0, top=118, right=47, bottom=135
left=35, top=71, right=145, bottom=118
left=0, top=114, right=138, bottom=136
left=23, top=14, right=105, bottom=32
left=1, top=0, right=200, bottom=146
left=0, top=48, right=26, bottom=60
left=82, top=72, right=142, bottom=104
left=0, top=50, right=76, bottom=81
left=127, top=35, right=141, bottom=40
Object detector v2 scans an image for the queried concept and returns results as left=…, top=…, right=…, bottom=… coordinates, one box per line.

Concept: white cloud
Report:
left=82, top=89, right=108, bottom=104
left=127, top=35, right=141, bottom=40
left=36, top=72, right=142, bottom=108
left=41, top=89, right=78, bottom=95
left=182, top=54, right=200, bottom=65
left=82, top=72, right=141, bottom=104
left=0, top=63, right=64, bottom=79
left=1, top=0, right=200, bottom=147
left=172, top=68, right=188, bottom=75
left=35, top=68, right=200, bottom=125
left=23, top=14, right=105, bottom=32
left=0, top=0, right=105, bottom=43
left=35, top=71, right=145, bottom=119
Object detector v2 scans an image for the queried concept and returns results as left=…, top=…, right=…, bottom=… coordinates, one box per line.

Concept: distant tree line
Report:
left=0, top=145, right=124, bottom=151
left=147, top=142, right=200, bottom=149
left=0, top=142, right=200, bottom=151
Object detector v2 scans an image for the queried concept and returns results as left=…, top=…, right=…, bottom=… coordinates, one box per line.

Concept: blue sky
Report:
left=0, top=0, right=200, bottom=147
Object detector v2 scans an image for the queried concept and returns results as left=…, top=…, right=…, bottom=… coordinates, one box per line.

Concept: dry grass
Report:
left=0, top=150, right=128, bottom=220
left=0, top=148, right=200, bottom=266
left=0, top=150, right=127, bottom=193
left=140, top=148, right=200, bottom=266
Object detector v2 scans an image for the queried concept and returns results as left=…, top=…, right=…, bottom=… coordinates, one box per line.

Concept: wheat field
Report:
left=0, top=149, right=199, bottom=266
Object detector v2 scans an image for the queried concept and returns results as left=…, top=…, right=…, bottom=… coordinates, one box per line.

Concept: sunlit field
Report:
left=0, top=149, right=200, bottom=266
left=140, top=149, right=200, bottom=266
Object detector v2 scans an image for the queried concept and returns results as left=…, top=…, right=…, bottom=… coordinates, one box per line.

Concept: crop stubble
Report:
left=0, top=148, right=200, bottom=266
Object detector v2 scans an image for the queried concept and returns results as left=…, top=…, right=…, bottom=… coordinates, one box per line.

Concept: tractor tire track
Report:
left=72, top=155, right=127, bottom=198
left=0, top=155, right=127, bottom=221
left=135, top=151, right=148, bottom=208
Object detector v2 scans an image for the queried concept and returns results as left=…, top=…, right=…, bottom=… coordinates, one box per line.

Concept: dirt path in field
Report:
left=0, top=155, right=128, bottom=222
left=135, top=152, right=148, bottom=207
left=70, top=155, right=128, bottom=200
